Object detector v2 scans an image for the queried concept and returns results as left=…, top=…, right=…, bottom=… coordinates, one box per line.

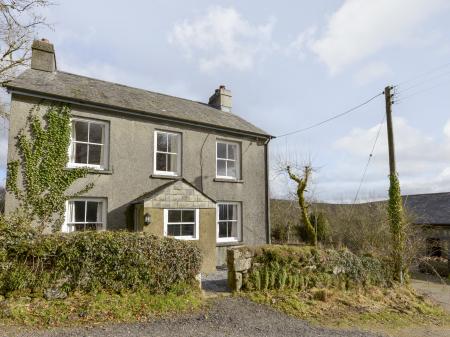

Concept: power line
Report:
left=396, top=68, right=450, bottom=97
left=275, top=92, right=383, bottom=139
left=352, top=113, right=385, bottom=204
left=394, top=76, right=450, bottom=104
left=395, top=60, right=450, bottom=87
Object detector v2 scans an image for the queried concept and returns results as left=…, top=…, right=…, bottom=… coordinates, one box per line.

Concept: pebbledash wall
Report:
left=5, top=94, right=269, bottom=266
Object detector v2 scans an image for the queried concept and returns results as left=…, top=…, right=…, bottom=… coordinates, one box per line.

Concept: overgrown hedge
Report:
left=0, top=221, right=202, bottom=297
left=242, top=245, right=392, bottom=291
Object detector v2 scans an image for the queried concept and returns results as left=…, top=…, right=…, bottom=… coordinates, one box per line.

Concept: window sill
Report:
left=216, top=241, right=243, bottom=247
left=150, top=174, right=182, bottom=180
left=214, top=178, right=244, bottom=183
left=65, top=167, right=113, bottom=175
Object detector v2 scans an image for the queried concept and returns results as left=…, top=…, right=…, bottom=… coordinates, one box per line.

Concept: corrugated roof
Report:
left=5, top=69, right=272, bottom=138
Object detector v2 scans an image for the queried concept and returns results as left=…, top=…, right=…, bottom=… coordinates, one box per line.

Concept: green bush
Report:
left=0, top=216, right=202, bottom=296
left=242, top=245, right=391, bottom=291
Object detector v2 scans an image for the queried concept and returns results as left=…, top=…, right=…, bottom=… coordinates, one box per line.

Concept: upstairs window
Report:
left=217, top=202, right=241, bottom=243
left=216, top=141, right=240, bottom=179
left=64, top=198, right=106, bottom=232
left=154, top=131, right=181, bottom=176
left=164, top=209, right=199, bottom=240
left=69, top=119, right=109, bottom=170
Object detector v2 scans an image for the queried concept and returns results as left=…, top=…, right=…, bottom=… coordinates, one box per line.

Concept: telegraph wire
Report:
left=275, top=92, right=384, bottom=139
left=395, top=60, right=450, bottom=87
left=352, top=113, right=385, bottom=204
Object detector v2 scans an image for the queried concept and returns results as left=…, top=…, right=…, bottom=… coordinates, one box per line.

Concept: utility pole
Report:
left=385, top=86, right=396, bottom=175
left=385, top=85, right=405, bottom=284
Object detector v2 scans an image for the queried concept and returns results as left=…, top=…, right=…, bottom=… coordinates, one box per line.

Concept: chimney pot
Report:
left=208, top=85, right=232, bottom=113
left=31, top=38, right=57, bottom=72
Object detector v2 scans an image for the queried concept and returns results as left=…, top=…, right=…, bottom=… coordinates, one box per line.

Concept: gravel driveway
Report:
left=0, top=297, right=383, bottom=337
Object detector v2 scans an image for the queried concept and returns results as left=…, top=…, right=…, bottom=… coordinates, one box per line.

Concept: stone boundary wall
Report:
left=227, top=247, right=254, bottom=291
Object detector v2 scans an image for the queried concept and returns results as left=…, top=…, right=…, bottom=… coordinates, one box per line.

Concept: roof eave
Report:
left=8, top=86, right=274, bottom=140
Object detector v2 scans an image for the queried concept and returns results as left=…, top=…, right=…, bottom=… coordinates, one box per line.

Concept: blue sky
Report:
left=2, top=0, right=450, bottom=202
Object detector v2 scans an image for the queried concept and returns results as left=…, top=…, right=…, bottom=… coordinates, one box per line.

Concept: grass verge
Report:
left=242, top=286, right=450, bottom=334
left=0, top=284, right=203, bottom=328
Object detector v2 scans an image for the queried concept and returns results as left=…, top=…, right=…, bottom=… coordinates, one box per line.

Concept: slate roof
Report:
left=402, top=192, right=450, bottom=225
left=5, top=69, right=272, bottom=138
left=273, top=191, right=450, bottom=226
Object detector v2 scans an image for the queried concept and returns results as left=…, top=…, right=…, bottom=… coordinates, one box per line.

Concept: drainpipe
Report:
left=264, top=141, right=271, bottom=244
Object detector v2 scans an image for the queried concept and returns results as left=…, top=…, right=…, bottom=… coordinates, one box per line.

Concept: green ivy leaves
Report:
left=6, top=103, right=93, bottom=232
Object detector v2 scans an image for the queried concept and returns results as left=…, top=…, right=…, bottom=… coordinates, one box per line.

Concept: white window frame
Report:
left=163, top=209, right=199, bottom=240
left=62, top=198, right=107, bottom=233
left=216, top=202, right=241, bottom=243
left=216, top=140, right=240, bottom=180
left=67, top=118, right=109, bottom=171
left=153, top=130, right=182, bottom=176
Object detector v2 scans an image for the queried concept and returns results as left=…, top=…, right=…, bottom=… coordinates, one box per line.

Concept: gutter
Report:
left=8, top=88, right=275, bottom=141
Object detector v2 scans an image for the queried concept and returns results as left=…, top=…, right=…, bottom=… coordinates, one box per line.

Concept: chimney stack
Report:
left=31, top=39, right=57, bottom=72
left=208, top=85, right=232, bottom=112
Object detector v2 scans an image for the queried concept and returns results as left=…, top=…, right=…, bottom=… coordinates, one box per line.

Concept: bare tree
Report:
left=0, top=1, right=52, bottom=89
left=286, top=164, right=317, bottom=246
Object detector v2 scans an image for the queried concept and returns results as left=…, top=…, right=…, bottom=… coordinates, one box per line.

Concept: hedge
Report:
left=0, top=229, right=202, bottom=296
left=242, top=245, right=392, bottom=291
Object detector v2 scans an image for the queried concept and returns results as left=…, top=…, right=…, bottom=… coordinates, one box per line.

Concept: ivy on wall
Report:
left=6, top=103, right=93, bottom=232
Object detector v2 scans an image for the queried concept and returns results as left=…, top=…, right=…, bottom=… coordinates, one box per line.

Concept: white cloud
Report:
left=444, top=119, right=450, bottom=138
left=353, top=62, right=391, bottom=85
left=308, top=0, right=448, bottom=73
left=325, top=116, right=450, bottom=200
left=168, top=6, right=275, bottom=72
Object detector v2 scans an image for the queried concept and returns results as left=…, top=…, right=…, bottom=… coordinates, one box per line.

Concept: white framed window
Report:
left=164, top=209, right=199, bottom=240
left=63, top=198, right=107, bottom=233
left=68, top=118, right=109, bottom=170
left=154, top=131, right=181, bottom=176
left=216, top=202, right=241, bottom=243
left=216, top=141, right=240, bottom=179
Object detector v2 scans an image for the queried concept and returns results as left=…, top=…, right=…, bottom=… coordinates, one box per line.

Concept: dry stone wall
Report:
left=227, top=247, right=254, bottom=291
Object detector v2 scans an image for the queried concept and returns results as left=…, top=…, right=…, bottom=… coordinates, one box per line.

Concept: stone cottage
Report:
left=4, top=39, right=273, bottom=272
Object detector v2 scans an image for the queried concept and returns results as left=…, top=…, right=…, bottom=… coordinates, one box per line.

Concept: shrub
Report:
left=0, top=221, right=202, bottom=296
left=242, top=245, right=391, bottom=291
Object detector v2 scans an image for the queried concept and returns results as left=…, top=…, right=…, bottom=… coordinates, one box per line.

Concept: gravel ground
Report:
left=0, top=297, right=383, bottom=337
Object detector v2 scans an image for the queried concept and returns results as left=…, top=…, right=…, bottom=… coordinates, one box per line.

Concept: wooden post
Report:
left=385, top=86, right=396, bottom=175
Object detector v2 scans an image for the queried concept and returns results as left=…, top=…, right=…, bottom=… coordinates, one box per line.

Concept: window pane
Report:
left=75, top=143, right=88, bottom=164
left=217, top=143, right=227, bottom=159
left=227, top=144, right=236, bottom=160
left=181, top=223, right=194, bottom=236
left=219, top=204, right=227, bottom=220
left=167, top=224, right=180, bottom=236
left=227, top=160, right=236, bottom=178
left=89, top=123, right=104, bottom=143
left=168, top=134, right=179, bottom=153
left=157, top=133, right=168, bottom=152
left=85, top=223, right=97, bottom=231
left=156, top=153, right=167, bottom=171
left=167, top=153, right=178, bottom=173
left=74, top=223, right=85, bottom=231
left=88, top=144, right=102, bottom=165
left=218, top=222, right=228, bottom=238
left=228, top=204, right=236, bottom=220
left=86, top=202, right=99, bottom=222
left=229, top=221, right=237, bottom=238
left=217, top=159, right=226, bottom=176
left=182, top=210, right=195, bottom=222
left=74, top=121, right=88, bottom=142
left=73, top=201, right=85, bottom=222
left=168, top=210, right=181, bottom=222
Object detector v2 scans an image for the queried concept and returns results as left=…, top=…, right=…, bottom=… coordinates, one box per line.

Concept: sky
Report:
left=1, top=0, right=450, bottom=202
